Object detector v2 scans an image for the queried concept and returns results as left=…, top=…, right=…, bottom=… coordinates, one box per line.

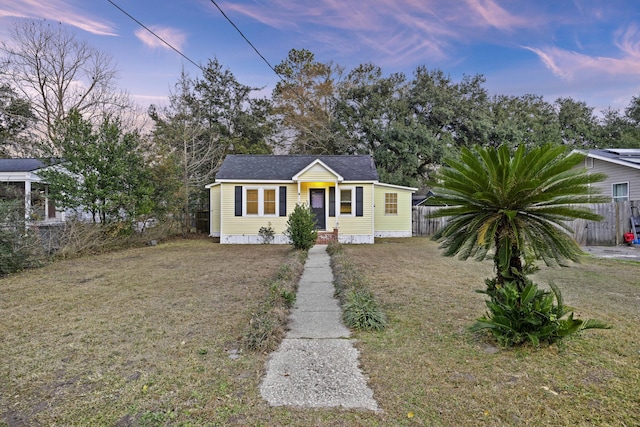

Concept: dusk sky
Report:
left=1, top=0, right=640, bottom=115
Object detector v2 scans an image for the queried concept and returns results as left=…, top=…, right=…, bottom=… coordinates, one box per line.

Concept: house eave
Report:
left=213, top=179, right=294, bottom=184
left=374, top=182, right=419, bottom=192
left=210, top=179, right=380, bottom=185
left=586, top=152, right=640, bottom=171
left=0, top=171, right=45, bottom=182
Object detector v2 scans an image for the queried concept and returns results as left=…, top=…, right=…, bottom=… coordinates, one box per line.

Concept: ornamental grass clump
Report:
left=329, top=241, right=387, bottom=331
left=241, top=250, right=305, bottom=352
left=343, top=289, right=388, bottom=331
left=430, top=143, right=611, bottom=347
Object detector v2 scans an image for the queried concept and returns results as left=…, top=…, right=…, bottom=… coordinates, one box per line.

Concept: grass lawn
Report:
left=343, top=238, right=640, bottom=426
left=1, top=237, right=639, bottom=426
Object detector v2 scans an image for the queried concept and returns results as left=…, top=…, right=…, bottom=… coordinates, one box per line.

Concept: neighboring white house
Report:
left=583, top=149, right=640, bottom=201
left=0, top=158, right=66, bottom=222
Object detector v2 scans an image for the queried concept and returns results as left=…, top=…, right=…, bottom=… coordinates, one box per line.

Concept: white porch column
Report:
left=44, top=185, right=50, bottom=220
left=334, top=180, right=340, bottom=229
left=371, top=184, right=375, bottom=237
left=24, top=180, right=31, bottom=221
left=297, top=181, right=301, bottom=203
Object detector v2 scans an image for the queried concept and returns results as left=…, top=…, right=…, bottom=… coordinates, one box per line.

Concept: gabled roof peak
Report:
left=292, top=158, right=344, bottom=181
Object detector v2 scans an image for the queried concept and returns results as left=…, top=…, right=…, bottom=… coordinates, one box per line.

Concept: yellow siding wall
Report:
left=324, top=183, right=374, bottom=236
left=210, top=185, right=221, bottom=234
left=297, top=164, right=339, bottom=182
left=220, top=183, right=297, bottom=236
left=299, top=182, right=374, bottom=236
left=219, top=181, right=374, bottom=238
left=373, top=185, right=413, bottom=233
left=334, top=184, right=373, bottom=236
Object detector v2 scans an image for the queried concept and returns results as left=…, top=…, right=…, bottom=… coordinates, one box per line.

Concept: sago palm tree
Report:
left=430, top=144, right=610, bottom=346
left=431, top=143, right=607, bottom=289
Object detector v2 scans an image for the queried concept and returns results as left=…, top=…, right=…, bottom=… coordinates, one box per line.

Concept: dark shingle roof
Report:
left=216, top=155, right=379, bottom=181
left=0, top=158, right=46, bottom=173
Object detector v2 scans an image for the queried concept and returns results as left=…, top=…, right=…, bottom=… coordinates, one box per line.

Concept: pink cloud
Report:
left=135, top=26, right=187, bottom=51
left=464, top=0, right=531, bottom=31
left=525, top=26, right=640, bottom=81
left=615, top=24, right=640, bottom=59
left=215, top=0, right=545, bottom=68
left=0, top=0, right=117, bottom=36
left=523, top=46, right=571, bottom=79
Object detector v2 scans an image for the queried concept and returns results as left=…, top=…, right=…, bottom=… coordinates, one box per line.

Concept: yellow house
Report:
left=206, top=155, right=417, bottom=244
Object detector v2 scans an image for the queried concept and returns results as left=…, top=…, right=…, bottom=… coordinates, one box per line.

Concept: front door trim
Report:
left=309, top=188, right=326, bottom=230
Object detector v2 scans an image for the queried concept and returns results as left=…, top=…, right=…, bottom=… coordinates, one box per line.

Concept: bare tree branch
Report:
left=0, top=20, right=131, bottom=153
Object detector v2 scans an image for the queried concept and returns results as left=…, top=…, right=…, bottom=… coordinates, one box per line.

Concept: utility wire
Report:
left=105, top=0, right=205, bottom=73
left=106, top=0, right=287, bottom=84
left=208, top=0, right=282, bottom=81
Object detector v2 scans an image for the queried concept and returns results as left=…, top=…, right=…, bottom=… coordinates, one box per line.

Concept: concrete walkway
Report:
left=260, top=245, right=379, bottom=411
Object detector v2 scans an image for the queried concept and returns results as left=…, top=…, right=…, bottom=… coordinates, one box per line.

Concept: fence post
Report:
left=615, top=202, right=620, bottom=246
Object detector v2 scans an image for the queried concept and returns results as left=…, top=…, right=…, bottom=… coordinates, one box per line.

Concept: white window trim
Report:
left=384, top=192, right=398, bottom=216
left=585, top=157, right=594, bottom=169
left=338, top=186, right=355, bottom=217
left=612, top=182, right=629, bottom=203
left=243, top=186, right=279, bottom=216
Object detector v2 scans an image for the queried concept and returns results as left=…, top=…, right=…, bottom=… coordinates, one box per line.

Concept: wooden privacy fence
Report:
left=412, top=201, right=637, bottom=246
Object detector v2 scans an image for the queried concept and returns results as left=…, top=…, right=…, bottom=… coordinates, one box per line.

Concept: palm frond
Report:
left=431, top=143, right=606, bottom=270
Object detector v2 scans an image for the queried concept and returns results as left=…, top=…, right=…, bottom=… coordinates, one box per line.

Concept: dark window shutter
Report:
left=356, top=186, right=364, bottom=217
left=329, top=187, right=335, bottom=217
left=279, top=186, right=287, bottom=216
left=234, top=186, right=242, bottom=216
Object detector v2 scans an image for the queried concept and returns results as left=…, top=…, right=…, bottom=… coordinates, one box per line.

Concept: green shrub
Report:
left=258, top=222, right=275, bottom=244
left=0, top=200, right=47, bottom=275
left=279, top=289, right=296, bottom=308
left=284, top=203, right=318, bottom=250
left=268, top=282, right=296, bottom=308
left=472, top=279, right=610, bottom=347
left=343, top=289, right=388, bottom=331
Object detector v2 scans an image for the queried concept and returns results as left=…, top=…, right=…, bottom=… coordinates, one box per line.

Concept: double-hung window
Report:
left=246, top=189, right=259, bottom=215
left=244, top=187, right=278, bottom=216
left=340, top=188, right=353, bottom=215
left=385, top=192, right=398, bottom=215
left=612, top=182, right=629, bottom=202
left=263, top=189, right=276, bottom=215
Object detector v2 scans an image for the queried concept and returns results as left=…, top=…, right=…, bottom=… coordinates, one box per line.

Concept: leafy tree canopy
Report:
left=0, top=84, right=35, bottom=156
left=40, top=109, right=153, bottom=225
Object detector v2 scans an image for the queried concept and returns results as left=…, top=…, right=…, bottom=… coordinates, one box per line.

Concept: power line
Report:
left=106, top=0, right=285, bottom=84
left=105, top=0, right=204, bottom=73
left=208, top=0, right=282, bottom=81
